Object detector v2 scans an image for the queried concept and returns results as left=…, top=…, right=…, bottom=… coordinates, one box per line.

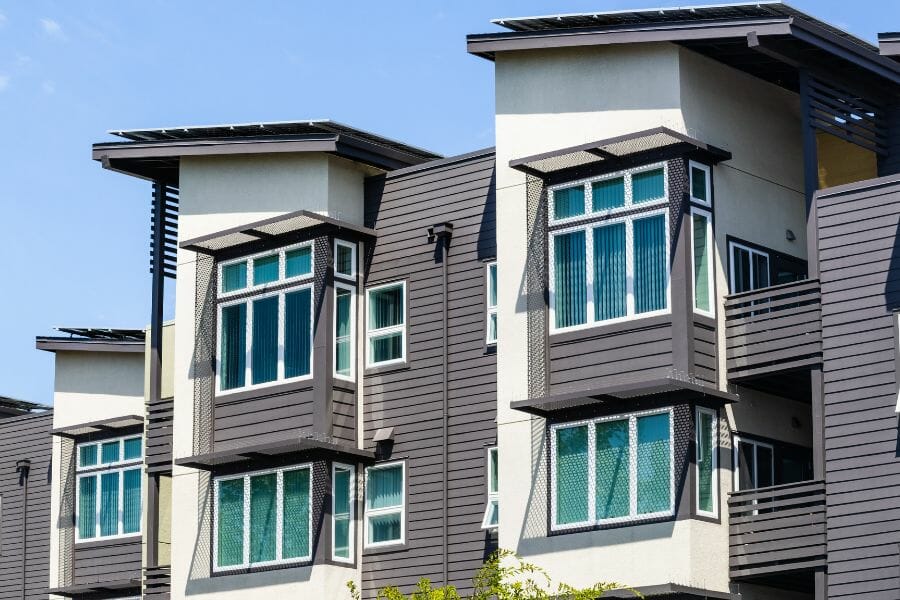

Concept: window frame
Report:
left=688, top=161, right=712, bottom=207
left=732, top=435, right=775, bottom=492
left=215, top=281, right=315, bottom=395
left=331, top=462, right=356, bottom=563
left=486, top=262, right=498, bottom=345
left=728, top=241, right=770, bottom=294
left=365, top=280, right=408, bottom=368
left=481, top=446, right=499, bottom=530
left=333, top=282, right=357, bottom=382
left=217, top=242, right=314, bottom=298
left=75, top=434, right=144, bottom=543
left=363, top=461, right=406, bottom=549
left=695, top=407, right=719, bottom=518
left=690, top=206, right=715, bottom=318
left=212, top=462, right=314, bottom=573
left=549, top=407, right=675, bottom=532
left=547, top=162, right=669, bottom=226
left=548, top=207, right=671, bottom=334
left=334, top=239, right=357, bottom=281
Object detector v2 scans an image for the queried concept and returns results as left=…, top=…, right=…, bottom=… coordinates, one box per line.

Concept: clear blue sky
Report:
left=0, top=0, right=893, bottom=405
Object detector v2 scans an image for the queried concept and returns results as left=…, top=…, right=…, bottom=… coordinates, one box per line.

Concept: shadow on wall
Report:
left=477, top=168, right=498, bottom=262
left=884, top=219, right=900, bottom=312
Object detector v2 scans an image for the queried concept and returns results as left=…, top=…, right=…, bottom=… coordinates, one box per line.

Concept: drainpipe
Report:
left=431, top=223, right=453, bottom=587
left=16, top=459, right=31, bottom=600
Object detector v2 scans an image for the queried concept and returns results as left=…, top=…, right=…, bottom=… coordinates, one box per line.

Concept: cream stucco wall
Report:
left=494, top=42, right=811, bottom=596
left=51, top=351, right=145, bottom=430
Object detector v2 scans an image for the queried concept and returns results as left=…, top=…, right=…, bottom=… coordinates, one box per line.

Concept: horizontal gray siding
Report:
left=816, top=175, right=900, bottom=599
left=73, top=538, right=142, bottom=586
left=548, top=315, right=674, bottom=395
left=362, top=151, right=497, bottom=597
left=147, top=397, right=174, bottom=471
left=0, top=411, right=52, bottom=600
left=213, top=385, right=315, bottom=450
left=332, top=388, right=356, bottom=446
left=693, top=317, right=717, bottom=385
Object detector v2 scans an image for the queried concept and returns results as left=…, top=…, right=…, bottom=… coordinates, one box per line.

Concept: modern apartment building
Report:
left=19, top=2, right=900, bottom=599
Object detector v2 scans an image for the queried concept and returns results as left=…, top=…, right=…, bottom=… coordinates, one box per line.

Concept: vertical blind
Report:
left=249, top=474, right=277, bottom=563
left=553, top=185, right=585, bottom=220
left=333, top=467, right=352, bottom=559
left=555, top=425, right=589, bottom=525
left=251, top=297, right=278, bottom=385
left=636, top=413, right=671, bottom=514
left=697, top=410, right=715, bottom=513
left=285, top=247, right=312, bottom=278
left=595, top=420, right=629, bottom=520
left=634, top=214, right=667, bottom=314
left=335, top=288, right=353, bottom=377
left=220, top=304, right=247, bottom=390
left=253, top=255, right=279, bottom=285
left=284, top=289, right=312, bottom=379
left=282, top=468, right=311, bottom=559
left=593, top=223, right=626, bottom=321
left=553, top=231, right=587, bottom=329
left=223, top=262, right=247, bottom=293
left=368, top=284, right=405, bottom=364
left=217, top=479, right=244, bottom=568
left=692, top=212, right=711, bottom=312
left=632, top=168, right=665, bottom=203
left=592, top=177, right=625, bottom=211
left=367, top=465, right=403, bottom=544
left=123, top=469, right=142, bottom=534
left=78, top=477, right=97, bottom=539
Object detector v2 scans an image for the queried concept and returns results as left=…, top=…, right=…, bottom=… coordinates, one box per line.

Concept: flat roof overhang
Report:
left=35, top=337, right=144, bottom=353
left=511, top=377, right=739, bottom=417
left=51, top=415, right=144, bottom=438
left=176, top=436, right=375, bottom=471
left=49, top=579, right=141, bottom=598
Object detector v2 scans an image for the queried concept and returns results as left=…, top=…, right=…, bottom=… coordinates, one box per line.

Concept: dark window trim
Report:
left=725, top=234, right=808, bottom=294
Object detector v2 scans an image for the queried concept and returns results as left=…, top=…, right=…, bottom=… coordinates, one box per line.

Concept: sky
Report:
left=0, top=0, right=895, bottom=405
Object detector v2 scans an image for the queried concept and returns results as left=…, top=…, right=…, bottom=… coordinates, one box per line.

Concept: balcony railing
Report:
left=144, top=565, right=171, bottom=600
left=724, top=279, right=822, bottom=381
left=729, top=480, right=826, bottom=580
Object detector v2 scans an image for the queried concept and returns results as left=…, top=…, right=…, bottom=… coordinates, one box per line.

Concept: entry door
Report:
left=734, top=436, right=774, bottom=491
left=730, top=242, right=770, bottom=294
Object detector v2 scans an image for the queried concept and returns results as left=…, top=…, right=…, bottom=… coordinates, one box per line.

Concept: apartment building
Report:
left=23, top=2, right=900, bottom=600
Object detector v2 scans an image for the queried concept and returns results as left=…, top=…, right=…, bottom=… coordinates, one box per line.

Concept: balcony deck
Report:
left=729, top=480, right=826, bottom=582
left=724, top=279, right=822, bottom=387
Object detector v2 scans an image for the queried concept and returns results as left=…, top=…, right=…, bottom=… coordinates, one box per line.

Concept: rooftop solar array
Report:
left=54, top=327, right=146, bottom=341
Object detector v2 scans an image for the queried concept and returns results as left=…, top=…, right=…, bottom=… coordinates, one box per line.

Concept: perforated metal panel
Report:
left=193, top=255, right=215, bottom=456
left=526, top=175, right=548, bottom=399
left=58, top=437, right=75, bottom=587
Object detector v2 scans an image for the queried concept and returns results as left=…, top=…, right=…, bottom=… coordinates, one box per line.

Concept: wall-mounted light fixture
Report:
left=786, top=229, right=796, bottom=242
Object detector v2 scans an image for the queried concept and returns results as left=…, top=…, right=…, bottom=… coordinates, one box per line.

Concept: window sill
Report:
left=214, top=379, right=315, bottom=404
left=364, top=362, right=410, bottom=377
left=74, top=534, right=142, bottom=548
left=549, top=512, right=675, bottom=535
left=363, top=541, right=408, bottom=556
left=211, top=559, right=313, bottom=577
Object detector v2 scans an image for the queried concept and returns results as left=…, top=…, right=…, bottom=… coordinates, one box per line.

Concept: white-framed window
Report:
left=334, top=239, right=357, bottom=281
left=334, top=283, right=356, bottom=381
left=729, top=241, right=770, bottom=294
left=212, top=463, right=312, bottom=572
left=696, top=407, right=718, bottom=518
left=691, top=207, right=714, bottom=317
left=364, top=461, right=405, bottom=547
left=217, top=282, right=314, bottom=394
left=486, top=262, right=498, bottom=345
left=733, top=436, right=774, bottom=491
left=366, top=281, right=406, bottom=367
left=218, top=242, right=314, bottom=297
left=332, top=463, right=355, bottom=563
left=548, top=163, right=668, bottom=225
left=688, top=161, right=712, bottom=207
left=75, top=435, right=143, bottom=542
left=481, top=447, right=499, bottom=529
left=549, top=208, right=670, bottom=333
left=550, top=408, right=674, bottom=530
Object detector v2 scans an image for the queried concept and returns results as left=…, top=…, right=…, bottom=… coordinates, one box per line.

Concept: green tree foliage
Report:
left=347, top=549, right=642, bottom=600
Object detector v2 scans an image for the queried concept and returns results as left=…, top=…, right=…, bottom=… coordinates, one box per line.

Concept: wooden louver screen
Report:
left=151, top=182, right=179, bottom=279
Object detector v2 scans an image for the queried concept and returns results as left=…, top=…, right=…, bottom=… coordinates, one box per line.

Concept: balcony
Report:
left=729, top=480, right=826, bottom=582
left=724, top=279, right=822, bottom=393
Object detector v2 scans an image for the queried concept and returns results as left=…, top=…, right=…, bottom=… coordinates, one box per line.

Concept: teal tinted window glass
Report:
left=222, top=262, right=247, bottom=293
left=594, top=223, right=627, bottom=321
left=78, top=476, right=97, bottom=539
left=367, top=466, right=403, bottom=510
left=249, top=473, right=277, bottom=563
left=595, top=419, right=630, bottom=520
left=693, top=213, right=711, bottom=313
left=335, top=288, right=352, bottom=377
left=370, top=332, right=402, bottom=364
left=101, top=441, right=120, bottom=464
left=553, top=230, right=587, bottom=329
left=691, top=165, right=708, bottom=202
left=217, top=479, right=244, bottom=568
left=79, top=444, right=97, bottom=468
left=698, top=411, right=715, bottom=513
left=251, top=296, right=278, bottom=385
left=283, top=468, right=311, bottom=559
left=336, top=243, right=354, bottom=277
left=99, top=471, right=120, bottom=537
left=285, top=246, right=312, bottom=278
left=368, top=513, right=401, bottom=544
left=592, top=177, right=625, bottom=211
left=633, top=168, right=665, bottom=203
left=369, top=285, right=404, bottom=330
left=487, top=499, right=499, bottom=527
left=636, top=413, right=671, bottom=514
left=488, top=313, right=498, bottom=344
left=123, top=468, right=141, bottom=534
left=123, top=437, right=142, bottom=461
left=488, top=264, right=498, bottom=307
left=555, top=425, right=589, bottom=525
left=333, top=467, right=352, bottom=559
left=253, top=254, right=279, bottom=285
left=489, top=448, right=499, bottom=494
left=553, top=185, right=585, bottom=220
left=284, top=289, right=312, bottom=378
left=220, top=303, right=247, bottom=390
left=634, top=214, right=667, bottom=313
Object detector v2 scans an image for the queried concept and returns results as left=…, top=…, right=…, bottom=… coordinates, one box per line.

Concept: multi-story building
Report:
left=23, top=3, right=900, bottom=600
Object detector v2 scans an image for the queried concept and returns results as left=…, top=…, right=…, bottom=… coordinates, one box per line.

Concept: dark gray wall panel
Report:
left=213, top=385, right=315, bottom=449
left=0, top=411, right=52, bottom=600
left=693, top=318, right=717, bottom=385
left=362, top=150, right=497, bottom=598
left=72, top=538, right=142, bottom=586
left=816, top=175, right=900, bottom=599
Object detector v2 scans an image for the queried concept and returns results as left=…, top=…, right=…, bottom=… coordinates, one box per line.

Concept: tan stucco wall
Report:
left=52, top=351, right=145, bottom=431
left=144, top=320, right=176, bottom=401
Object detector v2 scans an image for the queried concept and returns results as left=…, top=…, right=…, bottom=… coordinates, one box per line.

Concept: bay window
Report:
left=365, top=462, right=405, bottom=547
left=551, top=409, right=673, bottom=530
left=334, top=284, right=355, bottom=380
left=332, top=463, right=355, bottom=562
left=691, top=207, right=714, bottom=316
left=217, top=243, right=314, bottom=393
left=366, top=282, right=406, bottom=366
left=696, top=407, right=718, bottom=517
left=76, top=435, right=143, bottom=541
left=213, top=464, right=312, bottom=571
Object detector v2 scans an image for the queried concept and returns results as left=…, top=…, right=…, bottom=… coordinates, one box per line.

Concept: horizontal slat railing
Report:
left=729, top=479, right=826, bottom=580
left=146, top=397, right=174, bottom=472
left=144, top=565, right=171, bottom=600
left=724, top=279, right=822, bottom=381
